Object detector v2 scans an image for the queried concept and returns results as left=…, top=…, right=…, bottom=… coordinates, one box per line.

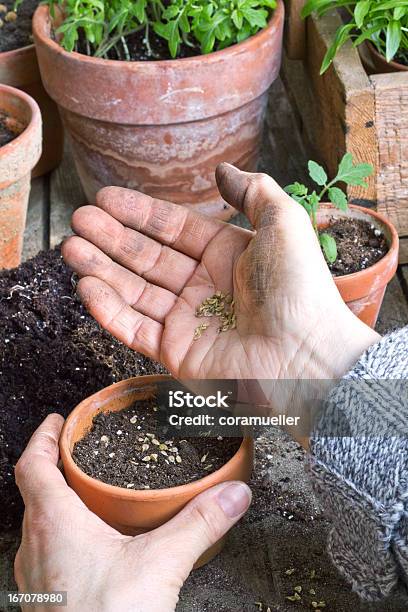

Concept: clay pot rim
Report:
left=33, top=0, right=284, bottom=68
left=366, top=41, right=408, bottom=72
left=318, top=203, right=399, bottom=287
left=0, top=83, right=41, bottom=159
left=60, top=374, right=252, bottom=502
left=0, top=44, right=35, bottom=61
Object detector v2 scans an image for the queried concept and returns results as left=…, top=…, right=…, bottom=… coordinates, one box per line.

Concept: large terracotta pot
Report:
left=318, top=204, right=399, bottom=328
left=0, top=84, right=41, bottom=269
left=60, top=375, right=254, bottom=568
left=0, top=44, right=63, bottom=176
left=33, top=3, right=284, bottom=220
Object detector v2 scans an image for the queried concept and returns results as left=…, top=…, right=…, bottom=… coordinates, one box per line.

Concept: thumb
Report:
left=215, top=162, right=295, bottom=228
left=149, top=481, right=251, bottom=575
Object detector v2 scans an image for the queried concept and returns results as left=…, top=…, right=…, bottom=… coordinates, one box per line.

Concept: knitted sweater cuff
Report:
left=310, top=327, right=408, bottom=601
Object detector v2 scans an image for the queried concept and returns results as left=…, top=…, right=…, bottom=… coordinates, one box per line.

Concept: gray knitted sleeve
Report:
left=309, top=327, right=408, bottom=601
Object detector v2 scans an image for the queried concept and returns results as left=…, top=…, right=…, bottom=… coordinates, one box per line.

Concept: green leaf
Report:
left=284, top=182, right=308, bottom=197
left=308, top=160, right=328, bottom=186
left=328, top=186, right=348, bottom=211
left=319, top=232, right=337, bottom=263
left=386, top=20, right=401, bottom=62
left=354, top=0, right=370, bottom=28
left=335, top=153, right=373, bottom=186
left=320, top=23, right=354, bottom=74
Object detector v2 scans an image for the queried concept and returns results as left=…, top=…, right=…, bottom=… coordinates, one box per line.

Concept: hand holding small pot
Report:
left=15, top=414, right=251, bottom=612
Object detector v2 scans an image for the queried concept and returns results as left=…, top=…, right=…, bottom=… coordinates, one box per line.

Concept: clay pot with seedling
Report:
left=0, top=83, right=41, bottom=269
left=32, top=0, right=284, bottom=220
left=285, top=153, right=399, bottom=327
left=60, top=375, right=253, bottom=568
left=0, top=0, right=63, bottom=176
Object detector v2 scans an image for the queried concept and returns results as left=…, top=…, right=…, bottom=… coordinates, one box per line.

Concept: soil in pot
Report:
left=324, top=218, right=388, bottom=277
left=0, top=247, right=165, bottom=531
left=0, top=110, right=21, bottom=146
left=0, top=0, right=38, bottom=52
left=73, top=400, right=241, bottom=489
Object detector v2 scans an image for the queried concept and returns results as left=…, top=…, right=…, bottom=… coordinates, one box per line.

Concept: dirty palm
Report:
left=63, top=164, right=358, bottom=382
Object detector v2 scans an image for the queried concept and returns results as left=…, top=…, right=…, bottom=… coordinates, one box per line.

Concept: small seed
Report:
left=160, top=450, right=168, bottom=456
left=171, top=447, right=178, bottom=453
left=146, top=433, right=154, bottom=438
left=159, top=443, right=168, bottom=451
left=108, top=452, right=115, bottom=458
left=150, top=454, right=158, bottom=462
left=116, top=430, right=122, bottom=435
left=204, top=464, right=213, bottom=470
left=309, top=589, right=316, bottom=595
left=142, top=444, right=149, bottom=452
left=144, top=485, right=150, bottom=489
left=130, top=415, right=138, bottom=424
left=152, top=438, right=160, bottom=446
left=138, top=437, right=144, bottom=442
left=200, top=454, right=208, bottom=463
left=168, top=455, right=175, bottom=463
left=100, top=435, right=109, bottom=445
left=142, top=456, right=151, bottom=462
left=176, top=455, right=182, bottom=463
left=126, top=483, right=134, bottom=488
left=294, top=586, right=302, bottom=593
left=5, top=10, right=17, bottom=22
left=286, top=593, right=301, bottom=602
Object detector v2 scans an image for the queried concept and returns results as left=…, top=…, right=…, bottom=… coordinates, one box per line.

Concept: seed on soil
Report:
left=142, top=456, right=151, bottom=462
left=168, top=455, right=175, bottom=463
left=100, top=435, right=109, bottom=445
left=160, top=450, right=168, bottom=456
left=150, top=454, right=158, bottom=462
left=126, top=483, right=134, bottom=488
left=309, top=589, right=316, bottom=595
left=108, top=452, right=115, bottom=458
left=294, top=586, right=302, bottom=593
left=152, top=438, right=160, bottom=445
left=200, top=453, right=208, bottom=463
left=286, top=592, right=301, bottom=602
left=285, top=568, right=295, bottom=575
left=171, top=447, right=178, bottom=453
left=142, top=444, right=149, bottom=452
left=130, top=416, right=138, bottom=424
left=116, top=430, right=122, bottom=435
left=159, top=443, right=168, bottom=451
left=5, top=10, right=16, bottom=21
left=176, top=455, right=182, bottom=463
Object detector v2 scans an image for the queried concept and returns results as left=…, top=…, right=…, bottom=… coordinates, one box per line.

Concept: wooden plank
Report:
left=371, top=72, right=408, bottom=235
left=282, top=12, right=377, bottom=206
left=22, top=177, right=46, bottom=262
left=50, top=141, right=85, bottom=248
left=285, top=0, right=306, bottom=60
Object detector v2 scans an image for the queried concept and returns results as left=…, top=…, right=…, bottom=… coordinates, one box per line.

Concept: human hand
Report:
left=62, top=164, right=379, bottom=382
left=14, top=414, right=251, bottom=612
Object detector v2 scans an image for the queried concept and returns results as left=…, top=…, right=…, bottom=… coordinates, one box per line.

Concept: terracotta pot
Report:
left=318, top=204, right=399, bottom=328
left=0, top=84, right=42, bottom=269
left=60, top=375, right=254, bottom=568
left=363, top=41, right=408, bottom=74
left=33, top=3, right=284, bottom=220
left=0, top=44, right=63, bottom=177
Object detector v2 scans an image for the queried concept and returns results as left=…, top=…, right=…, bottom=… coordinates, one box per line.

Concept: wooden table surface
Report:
left=14, top=76, right=408, bottom=612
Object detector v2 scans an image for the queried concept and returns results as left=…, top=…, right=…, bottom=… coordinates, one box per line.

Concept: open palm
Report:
left=63, top=164, right=376, bottom=382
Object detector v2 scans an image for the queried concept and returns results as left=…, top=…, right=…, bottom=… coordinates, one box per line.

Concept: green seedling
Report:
left=284, top=153, right=373, bottom=264
left=301, top=0, right=408, bottom=73
left=17, top=0, right=276, bottom=59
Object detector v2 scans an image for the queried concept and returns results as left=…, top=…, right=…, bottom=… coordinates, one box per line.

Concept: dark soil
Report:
left=0, top=247, right=165, bottom=531
left=76, top=28, right=200, bottom=61
left=0, top=0, right=38, bottom=53
left=0, top=111, right=20, bottom=147
left=73, top=399, right=241, bottom=489
left=325, top=218, right=388, bottom=276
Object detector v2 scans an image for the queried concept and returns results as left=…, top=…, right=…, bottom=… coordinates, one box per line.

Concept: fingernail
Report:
left=217, top=482, right=251, bottom=518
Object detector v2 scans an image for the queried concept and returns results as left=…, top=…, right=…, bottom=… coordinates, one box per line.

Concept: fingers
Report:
left=71, top=206, right=198, bottom=295
left=95, top=187, right=225, bottom=261
left=148, top=481, right=251, bottom=575
left=62, top=236, right=177, bottom=324
left=15, top=414, right=67, bottom=505
left=215, top=163, right=296, bottom=228
left=77, top=276, right=162, bottom=361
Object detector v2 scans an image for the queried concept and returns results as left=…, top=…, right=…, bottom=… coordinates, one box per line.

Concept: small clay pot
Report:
left=60, top=375, right=254, bottom=568
left=318, top=204, right=399, bottom=328
left=0, top=84, right=42, bottom=269
left=0, top=44, right=63, bottom=177
left=363, top=41, right=408, bottom=74
left=33, top=3, right=284, bottom=220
